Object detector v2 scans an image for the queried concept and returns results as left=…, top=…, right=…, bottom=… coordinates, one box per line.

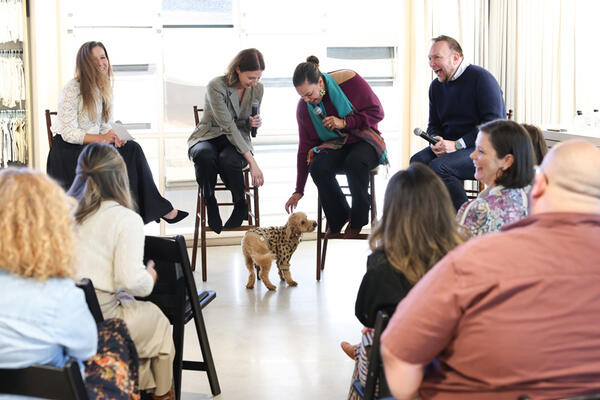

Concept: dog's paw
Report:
left=266, top=284, right=277, bottom=291
left=246, top=284, right=254, bottom=289
left=287, top=280, right=298, bottom=287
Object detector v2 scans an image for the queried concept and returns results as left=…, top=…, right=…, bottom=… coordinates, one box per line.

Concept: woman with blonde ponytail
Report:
left=48, top=41, right=187, bottom=225
left=70, top=143, right=176, bottom=400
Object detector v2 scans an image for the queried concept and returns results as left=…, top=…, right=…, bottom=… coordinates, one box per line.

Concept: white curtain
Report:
left=397, top=0, right=489, bottom=166
left=489, top=0, right=600, bottom=126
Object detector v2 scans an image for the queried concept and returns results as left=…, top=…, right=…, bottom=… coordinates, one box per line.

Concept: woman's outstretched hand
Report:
left=285, top=192, right=303, bottom=214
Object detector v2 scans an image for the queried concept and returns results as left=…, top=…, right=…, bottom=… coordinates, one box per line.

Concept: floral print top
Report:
left=457, top=185, right=529, bottom=237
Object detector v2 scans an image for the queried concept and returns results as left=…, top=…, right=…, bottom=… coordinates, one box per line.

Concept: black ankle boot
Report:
left=224, top=199, right=248, bottom=228
left=206, top=195, right=222, bottom=234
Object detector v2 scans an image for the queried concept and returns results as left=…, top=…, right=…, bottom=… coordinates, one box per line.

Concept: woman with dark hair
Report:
left=70, top=143, right=175, bottom=400
left=285, top=56, right=387, bottom=237
left=188, top=48, right=265, bottom=233
left=343, top=163, right=466, bottom=398
left=521, top=123, right=548, bottom=164
left=47, top=41, right=187, bottom=225
left=457, top=119, right=535, bottom=237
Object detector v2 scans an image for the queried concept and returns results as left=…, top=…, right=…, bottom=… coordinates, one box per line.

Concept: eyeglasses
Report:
left=534, top=165, right=549, bottom=185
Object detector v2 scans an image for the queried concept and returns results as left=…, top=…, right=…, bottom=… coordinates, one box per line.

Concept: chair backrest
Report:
left=507, top=109, right=514, bottom=120
left=193, top=106, right=203, bottom=126
left=0, top=359, right=89, bottom=400
left=45, top=109, right=57, bottom=148
left=352, top=310, right=391, bottom=400
left=76, top=278, right=104, bottom=323
left=142, top=235, right=189, bottom=325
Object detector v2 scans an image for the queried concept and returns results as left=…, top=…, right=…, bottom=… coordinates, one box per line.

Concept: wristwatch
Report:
left=455, top=139, right=466, bottom=150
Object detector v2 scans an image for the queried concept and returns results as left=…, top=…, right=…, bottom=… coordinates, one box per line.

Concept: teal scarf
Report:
left=305, top=73, right=388, bottom=166
left=306, top=73, right=352, bottom=141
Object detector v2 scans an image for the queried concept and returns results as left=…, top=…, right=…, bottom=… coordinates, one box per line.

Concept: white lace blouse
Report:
left=51, top=79, right=112, bottom=144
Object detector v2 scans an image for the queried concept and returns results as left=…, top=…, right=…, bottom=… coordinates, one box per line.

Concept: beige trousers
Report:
left=97, top=290, right=175, bottom=395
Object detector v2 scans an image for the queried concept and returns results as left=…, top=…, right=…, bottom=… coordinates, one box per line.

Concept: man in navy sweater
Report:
left=411, top=35, right=506, bottom=210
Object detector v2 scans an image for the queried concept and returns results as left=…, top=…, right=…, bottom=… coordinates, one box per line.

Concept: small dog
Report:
left=242, top=212, right=317, bottom=290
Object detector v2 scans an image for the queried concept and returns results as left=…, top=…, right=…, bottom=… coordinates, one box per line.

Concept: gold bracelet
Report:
left=342, top=118, right=347, bottom=129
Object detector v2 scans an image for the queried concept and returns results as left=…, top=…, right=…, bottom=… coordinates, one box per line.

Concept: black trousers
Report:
left=309, top=141, right=379, bottom=233
left=47, top=135, right=173, bottom=224
left=410, top=146, right=475, bottom=210
left=188, top=135, right=247, bottom=203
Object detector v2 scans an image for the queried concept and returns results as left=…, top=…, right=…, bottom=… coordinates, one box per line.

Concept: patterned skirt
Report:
left=85, top=318, right=140, bottom=400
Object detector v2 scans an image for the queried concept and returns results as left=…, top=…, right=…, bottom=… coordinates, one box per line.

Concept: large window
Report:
left=59, top=0, right=403, bottom=237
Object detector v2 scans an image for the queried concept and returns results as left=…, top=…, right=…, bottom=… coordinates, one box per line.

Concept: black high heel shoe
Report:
left=160, top=210, right=189, bottom=224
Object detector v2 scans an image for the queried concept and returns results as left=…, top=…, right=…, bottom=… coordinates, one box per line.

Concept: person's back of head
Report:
left=68, top=143, right=134, bottom=224
left=293, top=55, right=321, bottom=87
left=0, top=168, right=75, bottom=280
left=530, top=140, right=600, bottom=214
left=369, top=163, right=465, bottom=284
left=521, top=123, right=548, bottom=165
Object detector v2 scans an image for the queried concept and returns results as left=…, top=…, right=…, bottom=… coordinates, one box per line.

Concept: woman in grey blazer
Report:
left=188, top=48, right=265, bottom=233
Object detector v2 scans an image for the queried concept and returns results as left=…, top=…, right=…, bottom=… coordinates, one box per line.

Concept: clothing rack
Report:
left=0, top=49, right=23, bottom=55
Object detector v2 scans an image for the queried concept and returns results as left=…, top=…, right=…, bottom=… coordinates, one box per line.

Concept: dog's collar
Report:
left=291, top=233, right=302, bottom=241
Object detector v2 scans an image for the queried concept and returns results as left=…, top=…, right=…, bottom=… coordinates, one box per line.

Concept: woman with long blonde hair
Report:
left=343, top=163, right=466, bottom=398
left=69, top=143, right=175, bottom=400
left=47, top=40, right=187, bottom=225
left=0, top=168, right=139, bottom=398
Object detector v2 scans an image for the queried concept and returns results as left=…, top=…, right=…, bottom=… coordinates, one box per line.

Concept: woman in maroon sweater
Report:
left=285, top=56, right=386, bottom=236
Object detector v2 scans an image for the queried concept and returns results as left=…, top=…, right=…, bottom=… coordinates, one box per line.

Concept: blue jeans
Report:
left=410, top=146, right=475, bottom=210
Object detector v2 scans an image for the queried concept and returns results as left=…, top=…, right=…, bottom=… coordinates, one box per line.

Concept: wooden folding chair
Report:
left=190, top=105, right=260, bottom=281
left=142, top=234, right=220, bottom=399
left=0, top=359, right=89, bottom=400
left=45, top=109, right=57, bottom=147
left=315, top=167, right=378, bottom=280
left=350, top=311, right=391, bottom=400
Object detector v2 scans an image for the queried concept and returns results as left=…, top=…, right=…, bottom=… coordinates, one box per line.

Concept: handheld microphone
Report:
left=313, top=106, right=342, bottom=135
left=251, top=100, right=259, bottom=138
left=413, top=128, right=439, bottom=145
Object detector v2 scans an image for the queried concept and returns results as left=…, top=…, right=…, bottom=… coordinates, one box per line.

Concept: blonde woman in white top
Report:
left=47, top=41, right=187, bottom=224
left=70, top=142, right=175, bottom=400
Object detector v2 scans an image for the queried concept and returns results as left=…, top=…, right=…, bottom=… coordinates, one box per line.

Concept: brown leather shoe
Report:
left=341, top=341, right=357, bottom=360
left=152, top=386, right=174, bottom=400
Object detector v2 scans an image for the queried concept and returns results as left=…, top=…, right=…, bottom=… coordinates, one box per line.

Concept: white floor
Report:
left=180, top=238, right=372, bottom=399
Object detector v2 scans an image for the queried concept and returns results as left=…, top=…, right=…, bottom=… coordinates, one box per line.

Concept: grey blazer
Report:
left=187, top=76, right=264, bottom=155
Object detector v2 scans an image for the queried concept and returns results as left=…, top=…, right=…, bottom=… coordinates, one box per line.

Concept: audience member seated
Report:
left=47, top=40, right=187, bottom=225
left=0, top=168, right=139, bottom=399
left=285, top=56, right=387, bottom=237
left=456, top=119, right=534, bottom=237
left=410, top=35, right=506, bottom=210
left=341, top=163, right=466, bottom=399
left=381, top=140, right=600, bottom=400
left=69, top=143, right=175, bottom=400
left=187, top=48, right=265, bottom=233
left=521, top=123, right=548, bottom=164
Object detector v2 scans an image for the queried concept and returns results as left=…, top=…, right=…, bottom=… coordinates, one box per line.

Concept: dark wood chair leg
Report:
left=321, top=222, right=329, bottom=271
left=191, top=188, right=201, bottom=272
left=172, top=313, right=185, bottom=400
left=316, top=196, right=323, bottom=281
left=201, top=195, right=208, bottom=282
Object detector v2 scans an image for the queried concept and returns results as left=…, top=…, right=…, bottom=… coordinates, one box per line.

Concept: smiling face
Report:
left=428, top=40, right=461, bottom=82
left=91, top=45, right=109, bottom=75
left=471, top=131, right=514, bottom=188
left=295, top=77, right=324, bottom=105
left=236, top=68, right=263, bottom=89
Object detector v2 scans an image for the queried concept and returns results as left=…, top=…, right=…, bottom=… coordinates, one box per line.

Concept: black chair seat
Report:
left=0, top=359, right=88, bottom=400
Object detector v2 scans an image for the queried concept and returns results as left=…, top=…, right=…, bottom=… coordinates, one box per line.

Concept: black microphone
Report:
left=313, top=106, right=342, bottom=135
left=251, top=100, right=259, bottom=137
left=413, top=128, right=439, bottom=145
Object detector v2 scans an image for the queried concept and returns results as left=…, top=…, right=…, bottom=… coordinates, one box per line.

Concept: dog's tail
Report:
left=253, top=250, right=275, bottom=267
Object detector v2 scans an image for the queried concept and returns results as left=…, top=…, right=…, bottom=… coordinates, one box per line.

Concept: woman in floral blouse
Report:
left=457, top=119, right=535, bottom=236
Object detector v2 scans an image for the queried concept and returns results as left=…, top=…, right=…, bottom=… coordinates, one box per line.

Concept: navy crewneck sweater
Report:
left=427, top=64, right=505, bottom=148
